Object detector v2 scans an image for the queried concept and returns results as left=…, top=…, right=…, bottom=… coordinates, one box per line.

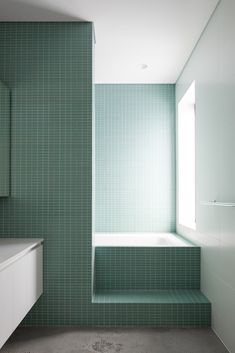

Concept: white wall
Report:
left=176, top=1, right=235, bottom=352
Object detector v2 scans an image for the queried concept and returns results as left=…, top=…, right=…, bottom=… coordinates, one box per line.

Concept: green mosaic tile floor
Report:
left=92, top=289, right=210, bottom=304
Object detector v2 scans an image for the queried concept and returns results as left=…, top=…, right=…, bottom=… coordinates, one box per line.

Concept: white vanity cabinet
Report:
left=0, top=239, right=43, bottom=349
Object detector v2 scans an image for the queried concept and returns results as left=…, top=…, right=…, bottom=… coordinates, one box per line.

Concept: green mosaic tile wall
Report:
left=95, top=84, right=176, bottom=232
left=0, top=23, right=209, bottom=327
left=95, top=247, right=200, bottom=290
left=0, top=22, right=93, bottom=326
left=0, top=80, right=10, bottom=196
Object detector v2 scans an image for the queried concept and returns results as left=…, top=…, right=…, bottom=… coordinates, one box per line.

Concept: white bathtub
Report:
left=94, top=232, right=193, bottom=247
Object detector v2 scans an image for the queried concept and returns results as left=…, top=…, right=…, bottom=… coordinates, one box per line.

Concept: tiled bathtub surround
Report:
left=93, top=242, right=211, bottom=326
left=94, top=246, right=200, bottom=290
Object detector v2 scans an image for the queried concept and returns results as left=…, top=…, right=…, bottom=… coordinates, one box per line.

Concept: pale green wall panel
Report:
left=176, top=1, right=235, bottom=351
left=95, top=84, right=176, bottom=232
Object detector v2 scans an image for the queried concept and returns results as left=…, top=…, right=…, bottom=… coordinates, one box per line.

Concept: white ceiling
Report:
left=0, top=0, right=219, bottom=83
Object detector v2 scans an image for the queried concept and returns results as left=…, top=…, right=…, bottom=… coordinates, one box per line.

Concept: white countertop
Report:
left=0, top=238, right=43, bottom=271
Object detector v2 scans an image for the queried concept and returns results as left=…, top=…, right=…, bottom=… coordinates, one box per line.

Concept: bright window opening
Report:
left=178, top=81, right=196, bottom=230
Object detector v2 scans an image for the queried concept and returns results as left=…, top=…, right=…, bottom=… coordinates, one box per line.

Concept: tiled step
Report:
left=93, top=289, right=209, bottom=304
left=94, top=246, right=200, bottom=290
left=92, top=289, right=211, bottom=327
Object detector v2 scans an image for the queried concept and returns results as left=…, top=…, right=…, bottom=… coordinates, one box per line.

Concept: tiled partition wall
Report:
left=176, top=0, right=235, bottom=350
left=0, top=22, right=94, bottom=326
left=95, top=84, right=176, bottom=232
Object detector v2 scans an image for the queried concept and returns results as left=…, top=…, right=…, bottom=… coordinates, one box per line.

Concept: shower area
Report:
left=92, top=84, right=210, bottom=326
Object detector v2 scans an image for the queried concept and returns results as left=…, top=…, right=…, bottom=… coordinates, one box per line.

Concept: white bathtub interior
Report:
left=94, top=232, right=193, bottom=247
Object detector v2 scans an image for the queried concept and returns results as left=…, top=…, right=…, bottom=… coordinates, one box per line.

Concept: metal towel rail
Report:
left=201, top=200, right=235, bottom=207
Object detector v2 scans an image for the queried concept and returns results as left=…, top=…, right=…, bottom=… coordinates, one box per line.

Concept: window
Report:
left=178, top=81, right=196, bottom=230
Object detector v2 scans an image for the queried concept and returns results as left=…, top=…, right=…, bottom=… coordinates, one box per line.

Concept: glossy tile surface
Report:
left=95, top=246, right=200, bottom=290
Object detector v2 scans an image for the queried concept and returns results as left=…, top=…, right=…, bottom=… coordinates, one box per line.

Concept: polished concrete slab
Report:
left=0, top=327, right=229, bottom=353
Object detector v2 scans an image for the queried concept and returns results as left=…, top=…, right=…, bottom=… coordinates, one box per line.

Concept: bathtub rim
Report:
left=94, top=232, right=196, bottom=247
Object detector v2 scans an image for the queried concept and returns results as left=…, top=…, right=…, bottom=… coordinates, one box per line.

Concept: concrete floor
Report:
left=0, top=327, right=229, bottom=353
